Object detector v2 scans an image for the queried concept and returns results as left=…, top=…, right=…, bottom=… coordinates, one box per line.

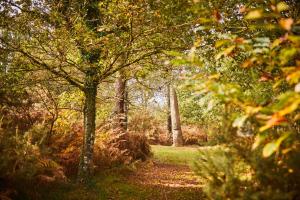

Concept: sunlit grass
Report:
left=151, top=145, right=200, bottom=165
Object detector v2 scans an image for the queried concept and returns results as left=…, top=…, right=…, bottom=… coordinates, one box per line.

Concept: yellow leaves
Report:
left=245, top=10, right=263, bottom=20
left=276, top=2, right=289, bottom=12
left=242, top=57, right=257, bottom=68
left=245, top=106, right=262, bottom=115
left=262, top=132, right=291, bottom=157
left=278, top=98, right=300, bottom=116
left=284, top=63, right=300, bottom=84
left=214, top=38, right=245, bottom=60
left=215, top=39, right=231, bottom=48
left=287, top=35, right=300, bottom=45
left=208, top=74, right=221, bottom=80
left=259, top=113, right=287, bottom=132
left=262, top=141, right=278, bottom=157
left=279, top=47, right=297, bottom=65
left=271, top=38, right=284, bottom=49
left=215, top=45, right=235, bottom=60
left=197, top=18, right=213, bottom=24
left=279, top=18, right=294, bottom=31
left=252, top=134, right=266, bottom=150
left=286, top=70, right=300, bottom=84
left=259, top=92, right=300, bottom=132
left=252, top=131, right=291, bottom=158
left=194, top=37, right=202, bottom=48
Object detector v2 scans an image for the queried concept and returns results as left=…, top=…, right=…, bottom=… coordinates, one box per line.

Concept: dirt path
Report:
left=125, top=161, right=205, bottom=200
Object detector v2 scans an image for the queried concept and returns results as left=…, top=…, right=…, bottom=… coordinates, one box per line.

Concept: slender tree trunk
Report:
left=114, top=71, right=127, bottom=130
left=170, top=87, right=183, bottom=147
left=124, top=90, right=128, bottom=130
left=77, top=70, right=98, bottom=183
left=167, top=84, right=172, bottom=137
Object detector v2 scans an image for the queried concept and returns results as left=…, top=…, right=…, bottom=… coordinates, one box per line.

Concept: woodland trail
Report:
left=110, top=145, right=206, bottom=200
left=124, top=161, right=204, bottom=200
left=128, top=161, right=201, bottom=189
left=35, top=145, right=206, bottom=200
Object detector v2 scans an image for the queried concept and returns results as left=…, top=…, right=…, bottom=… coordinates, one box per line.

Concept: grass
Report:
left=34, top=167, right=152, bottom=200
left=151, top=145, right=200, bottom=165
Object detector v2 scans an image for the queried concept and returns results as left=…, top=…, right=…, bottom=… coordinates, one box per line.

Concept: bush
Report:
left=128, top=111, right=171, bottom=145
left=51, top=125, right=83, bottom=176
left=50, top=124, right=152, bottom=175
left=182, top=125, right=207, bottom=145
left=194, top=142, right=300, bottom=200
left=194, top=147, right=249, bottom=200
left=94, top=129, right=151, bottom=168
left=0, top=126, right=65, bottom=200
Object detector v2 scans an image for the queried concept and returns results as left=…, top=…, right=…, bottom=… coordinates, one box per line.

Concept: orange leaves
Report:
left=259, top=72, right=274, bottom=82
left=242, top=57, right=257, bottom=68
left=284, top=63, right=300, bottom=84
left=259, top=92, right=300, bottom=132
left=259, top=113, right=287, bottom=132
left=213, top=10, right=222, bottom=23
left=215, top=45, right=236, bottom=60
left=238, top=6, right=247, bottom=14
left=279, top=18, right=294, bottom=31
left=234, top=37, right=245, bottom=44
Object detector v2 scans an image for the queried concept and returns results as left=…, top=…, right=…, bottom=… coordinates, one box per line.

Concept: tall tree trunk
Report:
left=167, top=84, right=172, bottom=137
left=124, top=90, right=128, bottom=130
left=77, top=70, right=98, bottom=183
left=170, top=87, right=183, bottom=147
left=114, top=71, right=127, bottom=130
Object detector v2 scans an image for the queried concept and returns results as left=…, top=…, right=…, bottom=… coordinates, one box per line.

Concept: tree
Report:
left=0, top=0, right=194, bottom=182
left=114, top=71, right=127, bottom=130
left=166, top=84, right=172, bottom=136
left=170, top=87, right=183, bottom=146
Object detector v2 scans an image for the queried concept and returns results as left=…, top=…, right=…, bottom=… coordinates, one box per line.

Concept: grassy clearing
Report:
left=151, top=145, right=201, bottom=165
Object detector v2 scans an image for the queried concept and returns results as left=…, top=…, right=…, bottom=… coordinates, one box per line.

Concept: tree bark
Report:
left=167, top=84, right=172, bottom=137
left=77, top=70, right=98, bottom=183
left=170, top=87, right=183, bottom=147
left=114, top=71, right=127, bottom=130
left=124, top=90, right=128, bottom=130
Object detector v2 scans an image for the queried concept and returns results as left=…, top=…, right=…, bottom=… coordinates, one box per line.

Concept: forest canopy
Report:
left=0, top=0, right=300, bottom=199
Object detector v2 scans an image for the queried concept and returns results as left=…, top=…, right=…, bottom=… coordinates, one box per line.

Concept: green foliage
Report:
left=194, top=147, right=249, bottom=200
left=165, top=0, right=300, bottom=199
left=0, top=130, right=40, bottom=179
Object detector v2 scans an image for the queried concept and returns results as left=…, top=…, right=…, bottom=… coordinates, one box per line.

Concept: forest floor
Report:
left=36, top=145, right=206, bottom=200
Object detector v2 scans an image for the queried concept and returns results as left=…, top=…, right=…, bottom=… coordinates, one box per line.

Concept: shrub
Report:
left=51, top=124, right=152, bottom=175
left=182, top=125, right=207, bottom=145
left=0, top=126, right=66, bottom=200
left=194, top=147, right=249, bottom=200
left=128, top=111, right=171, bottom=145
left=194, top=142, right=300, bottom=200
left=94, top=129, right=152, bottom=168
